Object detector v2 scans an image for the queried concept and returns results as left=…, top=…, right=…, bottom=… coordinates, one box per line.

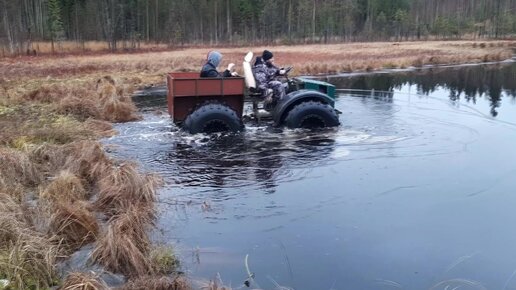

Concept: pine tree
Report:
left=47, top=0, right=64, bottom=53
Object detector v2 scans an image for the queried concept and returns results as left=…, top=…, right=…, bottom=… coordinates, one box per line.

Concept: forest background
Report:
left=1, top=0, right=516, bottom=56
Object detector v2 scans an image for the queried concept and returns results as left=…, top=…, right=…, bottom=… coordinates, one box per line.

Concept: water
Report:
left=105, top=61, right=516, bottom=290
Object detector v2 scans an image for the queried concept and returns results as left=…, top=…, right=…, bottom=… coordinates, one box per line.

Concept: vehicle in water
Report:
left=166, top=52, right=340, bottom=134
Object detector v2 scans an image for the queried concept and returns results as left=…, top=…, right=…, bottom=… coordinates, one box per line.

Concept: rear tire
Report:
left=284, top=101, right=339, bottom=129
left=183, top=103, right=243, bottom=134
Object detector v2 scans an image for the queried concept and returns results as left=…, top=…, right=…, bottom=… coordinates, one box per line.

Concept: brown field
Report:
left=0, top=40, right=515, bottom=289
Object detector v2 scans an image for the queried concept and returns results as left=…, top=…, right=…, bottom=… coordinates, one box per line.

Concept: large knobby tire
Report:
left=183, top=103, right=243, bottom=134
left=284, top=101, right=340, bottom=129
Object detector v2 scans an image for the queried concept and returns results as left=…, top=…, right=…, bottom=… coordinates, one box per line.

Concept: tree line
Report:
left=1, top=0, right=516, bottom=55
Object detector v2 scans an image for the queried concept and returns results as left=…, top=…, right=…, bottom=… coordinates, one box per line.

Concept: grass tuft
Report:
left=95, top=162, right=160, bottom=216
left=0, top=148, right=41, bottom=196
left=59, top=271, right=110, bottom=290
left=40, top=170, right=87, bottom=202
left=150, top=245, right=179, bottom=275
left=49, top=201, right=99, bottom=252
left=90, top=204, right=155, bottom=277
left=0, top=194, right=59, bottom=290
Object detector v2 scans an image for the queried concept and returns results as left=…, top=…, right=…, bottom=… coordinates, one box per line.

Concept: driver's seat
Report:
left=242, top=52, right=263, bottom=97
left=242, top=52, right=269, bottom=122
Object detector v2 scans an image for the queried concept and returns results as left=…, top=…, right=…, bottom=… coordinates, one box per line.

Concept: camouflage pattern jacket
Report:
left=252, top=57, right=280, bottom=91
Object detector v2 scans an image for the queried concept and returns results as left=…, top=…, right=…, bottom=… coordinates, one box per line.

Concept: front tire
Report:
left=183, top=103, right=243, bottom=134
left=284, top=101, right=339, bottom=129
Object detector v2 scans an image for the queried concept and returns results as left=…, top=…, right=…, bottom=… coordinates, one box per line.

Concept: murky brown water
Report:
left=105, top=61, right=516, bottom=290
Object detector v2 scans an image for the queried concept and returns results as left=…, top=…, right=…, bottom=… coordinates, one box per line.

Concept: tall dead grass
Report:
left=90, top=205, right=154, bottom=277
left=20, top=76, right=140, bottom=123
left=30, top=140, right=112, bottom=184
left=0, top=147, right=41, bottom=197
left=49, top=201, right=99, bottom=252
left=95, top=162, right=160, bottom=216
left=0, top=193, right=59, bottom=290
left=41, top=170, right=87, bottom=202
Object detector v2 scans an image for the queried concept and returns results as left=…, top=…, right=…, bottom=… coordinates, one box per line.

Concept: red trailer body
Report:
left=166, top=72, right=246, bottom=124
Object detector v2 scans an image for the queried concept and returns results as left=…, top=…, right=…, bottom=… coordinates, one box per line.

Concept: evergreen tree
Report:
left=47, top=0, right=64, bottom=52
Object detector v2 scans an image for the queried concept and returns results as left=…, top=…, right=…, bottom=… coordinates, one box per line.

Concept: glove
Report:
left=231, top=72, right=239, bottom=77
left=279, top=68, right=286, bottom=75
left=227, top=63, right=235, bottom=72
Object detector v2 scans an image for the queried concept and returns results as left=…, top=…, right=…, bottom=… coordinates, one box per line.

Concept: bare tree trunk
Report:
left=288, top=0, right=292, bottom=39
left=226, top=0, right=231, bottom=42
left=214, top=0, right=218, bottom=44
left=75, top=0, right=79, bottom=44
left=155, top=0, right=158, bottom=44
left=2, top=0, right=14, bottom=54
left=312, top=0, right=316, bottom=41
left=146, top=0, right=150, bottom=42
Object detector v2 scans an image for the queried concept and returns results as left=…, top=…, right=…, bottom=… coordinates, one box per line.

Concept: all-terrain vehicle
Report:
left=166, top=52, right=339, bottom=134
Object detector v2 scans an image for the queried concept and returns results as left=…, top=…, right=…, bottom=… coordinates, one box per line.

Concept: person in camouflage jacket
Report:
left=252, top=50, right=287, bottom=100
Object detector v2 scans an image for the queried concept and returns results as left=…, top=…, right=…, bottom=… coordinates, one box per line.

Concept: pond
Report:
left=105, top=60, right=516, bottom=290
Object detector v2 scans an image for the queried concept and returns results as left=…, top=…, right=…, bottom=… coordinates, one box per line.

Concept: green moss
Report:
left=151, top=245, right=180, bottom=275
left=0, top=106, right=16, bottom=116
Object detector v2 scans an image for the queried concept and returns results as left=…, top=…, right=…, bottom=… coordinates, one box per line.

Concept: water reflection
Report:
left=323, top=62, right=516, bottom=117
left=161, top=129, right=338, bottom=194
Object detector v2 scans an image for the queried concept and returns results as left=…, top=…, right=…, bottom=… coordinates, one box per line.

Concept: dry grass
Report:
left=0, top=193, right=59, bottom=290
left=0, top=106, right=96, bottom=148
left=90, top=205, right=155, bottom=277
left=40, top=170, right=87, bottom=202
left=95, top=162, right=160, bottom=216
left=30, top=141, right=113, bottom=184
left=1, top=41, right=514, bottom=86
left=49, top=201, right=99, bottom=251
left=29, top=40, right=171, bottom=55
left=117, top=275, right=190, bottom=290
left=59, top=271, right=110, bottom=290
left=0, top=147, right=41, bottom=195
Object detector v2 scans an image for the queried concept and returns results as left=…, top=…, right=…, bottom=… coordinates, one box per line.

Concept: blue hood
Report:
left=207, top=51, right=222, bottom=67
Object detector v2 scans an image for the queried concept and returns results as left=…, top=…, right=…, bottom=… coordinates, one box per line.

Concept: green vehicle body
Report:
left=292, top=78, right=336, bottom=100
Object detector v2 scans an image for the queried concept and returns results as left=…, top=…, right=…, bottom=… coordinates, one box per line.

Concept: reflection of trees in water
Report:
left=162, top=133, right=336, bottom=193
left=329, top=63, right=516, bottom=117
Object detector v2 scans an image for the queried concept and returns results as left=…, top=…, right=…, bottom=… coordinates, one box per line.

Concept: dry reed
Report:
left=90, top=204, right=155, bottom=277
left=30, top=140, right=113, bottom=183
left=0, top=147, right=41, bottom=196
left=95, top=162, right=160, bottom=216
left=0, top=193, right=59, bottom=290
left=59, top=271, right=110, bottom=290
left=40, top=170, right=87, bottom=202
left=49, top=201, right=99, bottom=251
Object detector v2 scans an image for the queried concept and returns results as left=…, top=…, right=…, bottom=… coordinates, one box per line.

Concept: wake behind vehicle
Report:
left=166, top=52, right=340, bottom=134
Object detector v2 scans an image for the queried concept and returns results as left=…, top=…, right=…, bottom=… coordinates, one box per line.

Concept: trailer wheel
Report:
left=183, top=103, right=243, bottom=134
left=284, top=101, right=339, bottom=129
